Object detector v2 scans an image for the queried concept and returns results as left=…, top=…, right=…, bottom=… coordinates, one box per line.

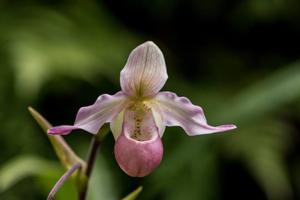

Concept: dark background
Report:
left=0, top=0, right=300, bottom=199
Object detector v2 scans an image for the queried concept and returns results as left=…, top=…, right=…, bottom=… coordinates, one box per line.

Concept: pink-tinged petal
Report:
left=48, top=125, right=79, bottom=135
left=48, top=91, right=128, bottom=135
left=114, top=103, right=163, bottom=177
left=120, top=41, right=168, bottom=98
left=152, top=91, right=237, bottom=135
left=114, top=133, right=163, bottom=177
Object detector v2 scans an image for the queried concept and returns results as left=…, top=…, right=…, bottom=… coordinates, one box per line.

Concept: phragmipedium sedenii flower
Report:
left=48, top=41, right=236, bottom=177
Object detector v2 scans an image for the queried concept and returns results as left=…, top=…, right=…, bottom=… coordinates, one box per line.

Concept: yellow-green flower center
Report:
left=127, top=101, right=154, bottom=141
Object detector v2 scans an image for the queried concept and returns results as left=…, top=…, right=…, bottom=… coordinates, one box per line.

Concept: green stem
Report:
left=79, top=124, right=110, bottom=200
left=86, top=136, right=101, bottom=178
left=79, top=136, right=101, bottom=200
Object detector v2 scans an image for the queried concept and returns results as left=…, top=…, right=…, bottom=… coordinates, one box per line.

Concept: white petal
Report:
left=48, top=91, right=128, bottom=135
left=120, top=41, right=168, bottom=98
left=74, top=92, right=128, bottom=134
left=150, top=105, right=166, bottom=137
left=152, top=92, right=237, bottom=135
left=110, top=109, right=125, bottom=139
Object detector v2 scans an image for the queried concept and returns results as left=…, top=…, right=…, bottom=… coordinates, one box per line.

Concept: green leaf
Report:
left=28, top=106, right=86, bottom=170
left=222, top=120, right=292, bottom=200
left=147, top=135, right=219, bottom=200
left=28, top=107, right=87, bottom=193
left=87, top=156, right=118, bottom=200
left=122, top=186, right=143, bottom=200
left=2, top=2, right=137, bottom=97
left=0, top=155, right=59, bottom=192
left=248, top=149, right=292, bottom=200
left=217, top=61, right=300, bottom=123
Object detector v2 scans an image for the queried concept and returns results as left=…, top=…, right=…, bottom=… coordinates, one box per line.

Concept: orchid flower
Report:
left=48, top=41, right=236, bottom=177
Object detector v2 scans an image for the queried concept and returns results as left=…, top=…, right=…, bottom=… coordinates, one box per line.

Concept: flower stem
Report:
left=79, top=136, right=101, bottom=200
left=47, top=163, right=81, bottom=200
left=79, top=124, right=110, bottom=200
left=86, top=136, right=101, bottom=177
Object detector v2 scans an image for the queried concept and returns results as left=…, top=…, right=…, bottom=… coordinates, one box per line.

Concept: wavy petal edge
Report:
left=48, top=92, right=128, bottom=135
left=152, top=91, right=237, bottom=136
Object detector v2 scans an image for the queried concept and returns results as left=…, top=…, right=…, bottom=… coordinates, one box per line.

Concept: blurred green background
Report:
left=1, top=0, right=300, bottom=199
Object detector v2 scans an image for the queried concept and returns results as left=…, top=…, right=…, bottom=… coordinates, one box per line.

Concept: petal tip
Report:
left=221, top=124, right=237, bottom=130
left=47, top=125, right=77, bottom=135
left=120, top=41, right=168, bottom=97
left=154, top=92, right=237, bottom=135
left=142, top=41, right=157, bottom=48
